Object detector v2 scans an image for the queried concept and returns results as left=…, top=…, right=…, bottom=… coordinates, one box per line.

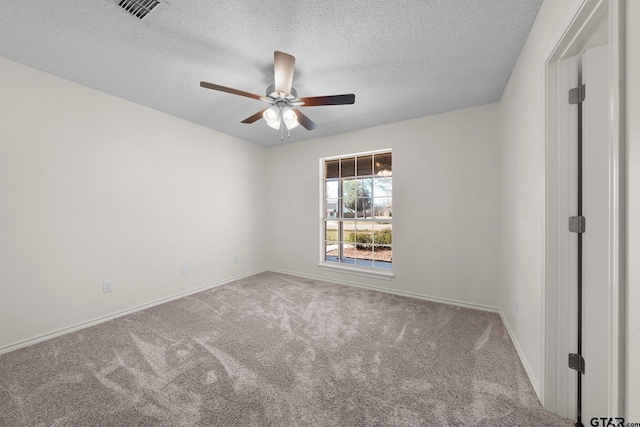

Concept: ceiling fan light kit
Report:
left=282, top=107, right=299, bottom=129
left=263, top=106, right=280, bottom=129
left=200, top=51, right=355, bottom=140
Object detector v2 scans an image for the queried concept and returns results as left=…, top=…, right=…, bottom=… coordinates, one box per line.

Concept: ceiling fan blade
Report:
left=274, top=51, right=295, bottom=96
left=299, top=94, right=356, bottom=106
left=293, top=109, right=317, bottom=130
left=200, top=81, right=261, bottom=100
left=241, top=109, right=267, bottom=124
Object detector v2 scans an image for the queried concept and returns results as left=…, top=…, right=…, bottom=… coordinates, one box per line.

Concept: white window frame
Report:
left=318, top=149, right=394, bottom=280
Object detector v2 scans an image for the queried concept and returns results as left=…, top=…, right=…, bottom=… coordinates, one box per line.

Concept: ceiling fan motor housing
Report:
left=266, top=84, right=297, bottom=100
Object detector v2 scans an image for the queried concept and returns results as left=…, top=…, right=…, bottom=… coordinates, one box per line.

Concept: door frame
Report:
left=543, top=0, right=626, bottom=418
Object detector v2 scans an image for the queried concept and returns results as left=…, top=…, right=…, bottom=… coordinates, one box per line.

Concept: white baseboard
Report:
left=267, top=268, right=500, bottom=313
left=268, top=268, right=542, bottom=401
left=499, top=310, right=541, bottom=400
left=0, top=269, right=266, bottom=355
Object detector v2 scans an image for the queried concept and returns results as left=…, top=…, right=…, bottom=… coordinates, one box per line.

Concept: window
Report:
left=322, top=151, right=392, bottom=272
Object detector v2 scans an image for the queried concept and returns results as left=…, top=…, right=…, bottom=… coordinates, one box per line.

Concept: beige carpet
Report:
left=0, top=271, right=573, bottom=426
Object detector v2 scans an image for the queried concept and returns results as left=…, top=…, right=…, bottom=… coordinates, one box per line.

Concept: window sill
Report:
left=317, top=262, right=395, bottom=280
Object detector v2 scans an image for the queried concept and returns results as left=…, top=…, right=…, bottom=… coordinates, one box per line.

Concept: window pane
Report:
left=325, top=219, right=339, bottom=264
left=343, top=179, right=357, bottom=198
left=373, top=222, right=392, bottom=245
left=355, top=222, right=374, bottom=266
left=343, top=221, right=359, bottom=265
left=358, top=178, right=373, bottom=195
left=352, top=223, right=372, bottom=267
left=342, top=202, right=356, bottom=218
left=325, top=159, right=339, bottom=179
left=373, top=177, right=392, bottom=197
left=342, top=179, right=357, bottom=217
left=373, top=222, right=393, bottom=270
left=373, top=245, right=393, bottom=269
left=343, top=221, right=356, bottom=244
left=341, top=157, right=356, bottom=177
left=357, top=178, right=373, bottom=217
left=344, top=178, right=372, bottom=218
left=325, top=221, right=339, bottom=242
left=356, top=198, right=372, bottom=217
left=325, top=179, right=339, bottom=198
left=355, top=225, right=373, bottom=250
left=325, top=199, right=339, bottom=218
left=325, top=239, right=339, bottom=263
left=374, top=153, right=392, bottom=176
left=373, top=197, right=392, bottom=217
left=356, top=155, right=373, bottom=176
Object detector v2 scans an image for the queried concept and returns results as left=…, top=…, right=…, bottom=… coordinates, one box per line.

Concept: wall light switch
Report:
left=182, top=265, right=190, bottom=275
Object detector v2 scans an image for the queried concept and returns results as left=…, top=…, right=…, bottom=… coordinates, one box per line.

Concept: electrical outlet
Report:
left=182, top=264, right=190, bottom=275
left=515, top=298, right=519, bottom=315
left=233, top=255, right=238, bottom=264
left=103, top=280, right=113, bottom=293
left=299, top=253, right=304, bottom=261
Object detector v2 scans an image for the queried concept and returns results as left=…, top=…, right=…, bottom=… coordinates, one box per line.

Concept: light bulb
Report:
left=282, top=107, right=299, bottom=130
left=267, top=120, right=281, bottom=130
left=263, top=106, right=281, bottom=129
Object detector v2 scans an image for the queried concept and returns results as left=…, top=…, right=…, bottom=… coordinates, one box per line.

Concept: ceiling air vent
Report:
left=118, top=0, right=160, bottom=19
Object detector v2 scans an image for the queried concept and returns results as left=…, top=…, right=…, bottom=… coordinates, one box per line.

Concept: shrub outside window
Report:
left=322, top=151, right=392, bottom=271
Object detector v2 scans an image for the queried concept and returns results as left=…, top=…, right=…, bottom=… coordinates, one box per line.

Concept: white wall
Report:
left=497, top=0, right=582, bottom=397
left=265, top=103, right=501, bottom=309
left=626, top=0, right=640, bottom=419
left=0, top=57, right=267, bottom=351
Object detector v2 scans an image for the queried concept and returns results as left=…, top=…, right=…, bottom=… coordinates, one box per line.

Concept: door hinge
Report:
left=569, top=353, right=585, bottom=374
left=569, top=84, right=586, bottom=104
left=569, top=216, right=586, bottom=233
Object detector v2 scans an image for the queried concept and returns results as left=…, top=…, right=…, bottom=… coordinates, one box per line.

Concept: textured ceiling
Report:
left=0, top=0, right=542, bottom=147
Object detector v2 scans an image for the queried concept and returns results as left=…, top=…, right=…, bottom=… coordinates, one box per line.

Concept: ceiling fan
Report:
left=200, top=51, right=355, bottom=139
